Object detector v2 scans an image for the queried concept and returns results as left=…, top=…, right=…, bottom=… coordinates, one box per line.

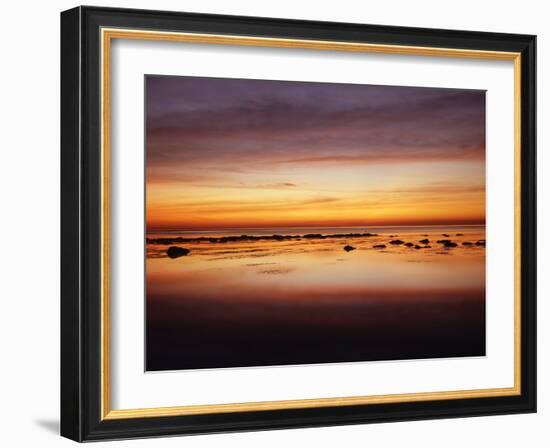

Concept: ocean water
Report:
left=147, top=224, right=483, bottom=239
left=146, top=225, right=486, bottom=371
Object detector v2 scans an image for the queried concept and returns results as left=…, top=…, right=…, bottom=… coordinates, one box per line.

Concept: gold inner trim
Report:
left=514, top=54, right=522, bottom=390
left=100, top=27, right=522, bottom=420
left=100, top=29, right=111, bottom=421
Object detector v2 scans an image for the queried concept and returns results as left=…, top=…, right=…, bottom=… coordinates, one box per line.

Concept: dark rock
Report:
left=303, top=234, right=325, bottom=239
left=456, top=233, right=464, bottom=236
left=443, top=241, right=458, bottom=248
left=373, top=244, right=386, bottom=249
left=419, top=238, right=430, bottom=244
left=404, top=242, right=414, bottom=247
left=442, top=234, right=450, bottom=237
left=437, top=239, right=452, bottom=244
left=343, top=245, right=356, bottom=252
left=476, top=240, right=486, bottom=246
left=166, top=246, right=190, bottom=258
left=462, top=242, right=473, bottom=246
left=423, top=245, right=432, bottom=248
left=389, top=239, right=404, bottom=245
left=149, top=231, right=385, bottom=246
left=414, top=245, right=422, bottom=249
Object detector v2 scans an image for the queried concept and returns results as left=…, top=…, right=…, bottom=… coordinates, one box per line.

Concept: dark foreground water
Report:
left=146, top=225, right=485, bottom=371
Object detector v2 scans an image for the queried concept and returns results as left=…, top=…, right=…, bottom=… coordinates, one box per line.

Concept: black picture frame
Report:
left=61, top=5, right=536, bottom=442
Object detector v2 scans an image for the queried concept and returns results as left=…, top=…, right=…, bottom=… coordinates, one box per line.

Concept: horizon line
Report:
left=146, top=222, right=486, bottom=233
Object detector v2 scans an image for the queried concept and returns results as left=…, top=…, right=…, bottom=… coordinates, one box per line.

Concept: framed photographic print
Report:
left=60, top=6, right=536, bottom=442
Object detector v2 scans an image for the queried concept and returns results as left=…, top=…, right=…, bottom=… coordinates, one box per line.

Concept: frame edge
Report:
left=61, top=5, right=84, bottom=442
left=519, top=33, right=537, bottom=414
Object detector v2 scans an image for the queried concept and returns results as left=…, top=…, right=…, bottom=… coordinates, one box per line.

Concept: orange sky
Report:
left=145, top=76, right=485, bottom=231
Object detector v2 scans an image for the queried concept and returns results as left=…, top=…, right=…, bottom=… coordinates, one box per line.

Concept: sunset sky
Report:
left=145, top=76, right=485, bottom=231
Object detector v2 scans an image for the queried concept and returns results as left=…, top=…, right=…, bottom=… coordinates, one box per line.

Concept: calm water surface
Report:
left=146, top=225, right=485, bottom=371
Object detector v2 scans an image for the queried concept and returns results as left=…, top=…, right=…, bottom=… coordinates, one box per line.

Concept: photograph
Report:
left=145, top=75, right=487, bottom=371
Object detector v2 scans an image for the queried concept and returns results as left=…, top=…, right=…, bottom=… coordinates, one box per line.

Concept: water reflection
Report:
left=146, top=226, right=485, bottom=371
